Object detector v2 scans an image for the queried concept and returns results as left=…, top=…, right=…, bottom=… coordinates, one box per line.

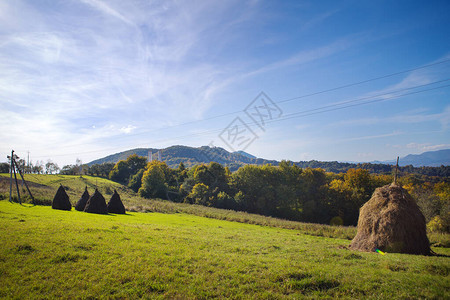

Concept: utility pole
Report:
left=12, top=153, right=21, bottom=204
left=14, top=158, right=35, bottom=204
left=394, top=156, right=399, bottom=184
left=9, top=150, right=13, bottom=202
left=27, top=151, right=30, bottom=174
left=8, top=150, right=35, bottom=205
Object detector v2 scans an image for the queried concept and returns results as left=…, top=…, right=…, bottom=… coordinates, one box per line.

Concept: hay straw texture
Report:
left=52, top=185, right=72, bottom=211
left=107, top=190, right=126, bottom=214
left=84, top=189, right=108, bottom=214
left=75, top=186, right=90, bottom=211
left=350, top=183, right=430, bottom=255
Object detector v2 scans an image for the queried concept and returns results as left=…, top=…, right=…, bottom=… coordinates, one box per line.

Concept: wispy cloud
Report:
left=0, top=0, right=266, bottom=163
left=405, top=143, right=450, bottom=152
left=79, top=0, right=134, bottom=26
left=337, top=131, right=403, bottom=143
left=332, top=105, right=450, bottom=129
left=300, top=9, right=339, bottom=32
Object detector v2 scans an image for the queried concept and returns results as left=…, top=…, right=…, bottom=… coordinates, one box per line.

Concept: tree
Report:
left=96, top=162, right=115, bottom=177
left=138, top=161, right=167, bottom=199
left=0, top=162, right=9, bottom=173
left=32, top=161, right=44, bottom=174
left=109, top=160, right=129, bottom=184
left=75, top=158, right=84, bottom=176
left=60, top=165, right=77, bottom=175
left=188, top=183, right=210, bottom=205
left=128, top=169, right=144, bottom=192
left=109, top=155, right=147, bottom=184
left=45, top=160, right=59, bottom=174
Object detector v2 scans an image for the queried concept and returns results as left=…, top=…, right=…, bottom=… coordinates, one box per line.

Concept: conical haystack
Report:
left=52, top=184, right=72, bottom=211
left=84, top=189, right=108, bottom=214
left=350, top=183, right=430, bottom=255
left=107, top=190, right=126, bottom=214
left=75, top=186, right=90, bottom=211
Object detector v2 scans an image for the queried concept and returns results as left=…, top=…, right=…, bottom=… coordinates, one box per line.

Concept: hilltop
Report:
left=88, top=145, right=278, bottom=171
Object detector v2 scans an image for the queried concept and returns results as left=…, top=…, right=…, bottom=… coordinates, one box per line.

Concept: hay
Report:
left=350, top=183, right=430, bottom=255
left=75, top=186, right=90, bottom=211
left=107, top=190, right=126, bottom=214
left=84, top=189, right=108, bottom=214
left=52, top=184, right=72, bottom=211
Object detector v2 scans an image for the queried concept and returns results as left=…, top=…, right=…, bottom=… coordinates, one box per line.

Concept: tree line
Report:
left=106, top=155, right=449, bottom=230
left=1, top=154, right=447, bottom=231
left=0, top=159, right=60, bottom=174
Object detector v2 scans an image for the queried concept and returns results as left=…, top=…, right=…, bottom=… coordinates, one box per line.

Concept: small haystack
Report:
left=52, top=184, right=72, bottom=211
left=350, top=183, right=430, bottom=255
left=107, top=190, right=126, bottom=214
left=75, top=186, right=90, bottom=211
left=84, top=189, right=108, bottom=214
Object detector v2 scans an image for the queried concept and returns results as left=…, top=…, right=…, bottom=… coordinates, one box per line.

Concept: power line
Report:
left=57, top=57, right=450, bottom=141
left=30, top=80, right=450, bottom=159
left=34, top=58, right=450, bottom=154
left=276, top=58, right=450, bottom=104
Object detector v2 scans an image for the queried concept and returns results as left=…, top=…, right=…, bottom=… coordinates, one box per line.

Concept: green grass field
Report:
left=0, top=201, right=449, bottom=299
left=1, top=173, right=449, bottom=246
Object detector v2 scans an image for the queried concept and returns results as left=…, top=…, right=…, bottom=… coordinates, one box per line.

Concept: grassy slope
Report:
left=1, top=173, right=449, bottom=246
left=0, top=201, right=449, bottom=299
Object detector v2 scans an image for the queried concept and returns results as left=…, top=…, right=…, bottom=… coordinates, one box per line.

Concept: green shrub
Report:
left=428, top=216, right=445, bottom=233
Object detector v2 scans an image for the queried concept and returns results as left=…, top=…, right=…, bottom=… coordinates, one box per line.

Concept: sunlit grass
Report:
left=0, top=173, right=448, bottom=246
left=0, top=201, right=448, bottom=299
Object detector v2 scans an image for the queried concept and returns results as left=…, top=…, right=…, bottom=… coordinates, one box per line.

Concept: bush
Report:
left=427, top=216, right=445, bottom=233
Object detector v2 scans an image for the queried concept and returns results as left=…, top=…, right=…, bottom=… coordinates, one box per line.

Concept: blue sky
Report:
left=1, top=0, right=449, bottom=167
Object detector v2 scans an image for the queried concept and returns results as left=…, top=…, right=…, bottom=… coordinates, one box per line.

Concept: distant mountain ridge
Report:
left=372, top=149, right=450, bottom=167
left=400, top=149, right=450, bottom=167
left=88, top=146, right=449, bottom=174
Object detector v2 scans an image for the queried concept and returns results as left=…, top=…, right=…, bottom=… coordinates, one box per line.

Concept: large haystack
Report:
left=84, top=189, right=108, bottom=214
left=75, top=186, right=90, bottom=211
left=52, top=184, right=72, bottom=211
left=107, top=190, right=126, bottom=214
left=350, top=183, right=430, bottom=255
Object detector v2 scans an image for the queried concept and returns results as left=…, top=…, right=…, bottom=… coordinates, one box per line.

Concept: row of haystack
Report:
left=52, top=185, right=126, bottom=214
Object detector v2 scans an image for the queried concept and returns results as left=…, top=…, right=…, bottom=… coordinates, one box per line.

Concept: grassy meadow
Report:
left=1, top=173, right=448, bottom=246
left=0, top=201, right=449, bottom=299
left=0, top=173, right=449, bottom=298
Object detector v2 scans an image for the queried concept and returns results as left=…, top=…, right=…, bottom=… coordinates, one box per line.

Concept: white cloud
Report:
left=119, top=125, right=137, bottom=134
left=0, top=0, right=267, bottom=165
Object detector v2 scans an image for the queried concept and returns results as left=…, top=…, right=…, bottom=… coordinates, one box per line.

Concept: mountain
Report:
left=399, top=149, right=450, bottom=167
left=88, top=146, right=449, bottom=174
left=233, top=151, right=256, bottom=159
left=371, top=149, right=450, bottom=167
left=88, top=145, right=278, bottom=171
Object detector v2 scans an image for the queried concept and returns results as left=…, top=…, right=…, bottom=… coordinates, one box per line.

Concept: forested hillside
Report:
left=87, top=145, right=450, bottom=176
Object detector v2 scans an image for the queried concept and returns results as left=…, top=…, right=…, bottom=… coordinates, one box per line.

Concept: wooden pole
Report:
left=394, top=156, right=399, bottom=184
left=9, top=150, right=13, bottom=202
left=14, top=159, right=35, bottom=205
left=12, top=156, right=21, bottom=204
